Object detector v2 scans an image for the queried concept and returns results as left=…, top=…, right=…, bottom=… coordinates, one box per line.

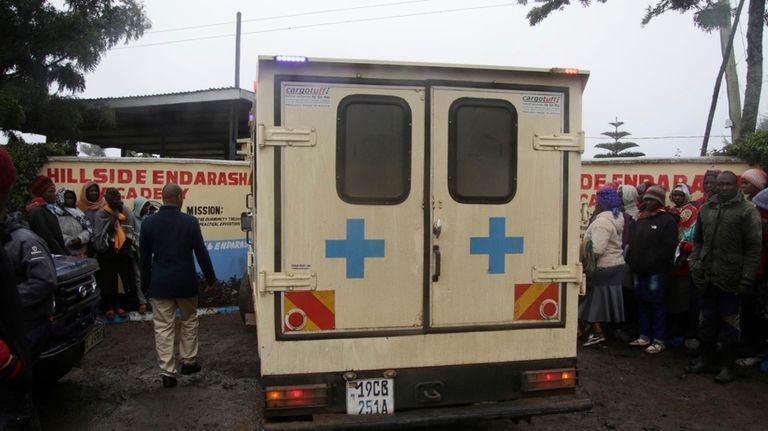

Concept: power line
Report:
left=148, top=0, right=438, bottom=34
left=585, top=135, right=729, bottom=140
left=114, top=2, right=516, bottom=50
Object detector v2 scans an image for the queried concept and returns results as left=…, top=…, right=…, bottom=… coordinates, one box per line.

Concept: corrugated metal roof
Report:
left=84, top=86, right=253, bottom=101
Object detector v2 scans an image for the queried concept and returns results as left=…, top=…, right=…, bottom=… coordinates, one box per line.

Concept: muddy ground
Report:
left=36, top=314, right=768, bottom=431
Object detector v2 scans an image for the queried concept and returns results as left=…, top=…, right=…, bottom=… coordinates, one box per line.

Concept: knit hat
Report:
left=753, top=188, right=768, bottom=211
left=643, top=185, right=666, bottom=205
left=741, top=168, right=768, bottom=190
left=596, top=186, right=623, bottom=218
left=29, top=175, right=54, bottom=197
left=637, top=181, right=655, bottom=197
left=671, top=183, right=691, bottom=202
left=0, top=146, right=15, bottom=195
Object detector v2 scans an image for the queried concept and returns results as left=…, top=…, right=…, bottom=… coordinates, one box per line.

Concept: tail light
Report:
left=264, top=384, right=329, bottom=409
left=521, top=368, right=578, bottom=392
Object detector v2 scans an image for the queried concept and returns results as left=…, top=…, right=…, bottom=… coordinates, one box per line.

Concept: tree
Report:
left=0, top=1, right=151, bottom=142
left=722, top=129, right=768, bottom=169
left=79, top=143, right=106, bottom=157
left=593, top=118, right=645, bottom=158
left=518, top=0, right=765, bottom=137
left=3, top=136, right=76, bottom=213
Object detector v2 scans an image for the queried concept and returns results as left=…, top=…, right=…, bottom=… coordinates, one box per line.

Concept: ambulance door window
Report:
left=336, top=95, right=412, bottom=204
left=448, top=98, right=517, bottom=204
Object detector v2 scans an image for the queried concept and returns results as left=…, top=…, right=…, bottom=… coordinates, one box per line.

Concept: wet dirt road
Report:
left=36, top=314, right=768, bottom=430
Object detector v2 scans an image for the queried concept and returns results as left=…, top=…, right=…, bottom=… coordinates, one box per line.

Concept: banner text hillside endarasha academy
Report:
left=45, top=167, right=253, bottom=200
left=45, top=167, right=252, bottom=186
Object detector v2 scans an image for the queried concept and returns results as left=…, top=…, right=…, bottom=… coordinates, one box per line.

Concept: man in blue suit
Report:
left=140, top=183, right=216, bottom=388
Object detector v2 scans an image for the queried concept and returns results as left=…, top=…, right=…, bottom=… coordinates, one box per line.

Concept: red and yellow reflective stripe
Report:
left=283, top=291, right=335, bottom=332
left=514, top=283, right=559, bottom=320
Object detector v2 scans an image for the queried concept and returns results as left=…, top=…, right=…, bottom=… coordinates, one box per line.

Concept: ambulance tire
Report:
left=238, top=274, right=254, bottom=324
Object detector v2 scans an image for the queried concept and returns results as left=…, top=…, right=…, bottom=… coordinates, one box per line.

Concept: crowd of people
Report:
left=1, top=146, right=216, bottom=428
left=580, top=167, right=768, bottom=384
left=23, top=175, right=159, bottom=320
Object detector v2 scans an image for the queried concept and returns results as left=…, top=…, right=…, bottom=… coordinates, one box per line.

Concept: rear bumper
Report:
left=265, top=387, right=592, bottom=430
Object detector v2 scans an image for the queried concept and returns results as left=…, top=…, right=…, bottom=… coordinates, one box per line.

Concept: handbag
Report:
left=581, top=239, right=598, bottom=281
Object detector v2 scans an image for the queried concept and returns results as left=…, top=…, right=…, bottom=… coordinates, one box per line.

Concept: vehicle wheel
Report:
left=238, top=273, right=254, bottom=324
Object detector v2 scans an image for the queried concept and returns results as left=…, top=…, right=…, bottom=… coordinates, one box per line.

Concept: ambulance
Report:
left=241, top=55, right=592, bottom=428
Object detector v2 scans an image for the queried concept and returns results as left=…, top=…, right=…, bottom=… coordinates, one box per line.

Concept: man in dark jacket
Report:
left=1, top=212, right=57, bottom=362
left=140, top=183, right=216, bottom=388
left=626, top=185, right=678, bottom=354
left=26, top=175, right=66, bottom=255
left=688, top=171, right=762, bottom=383
left=0, top=147, right=38, bottom=428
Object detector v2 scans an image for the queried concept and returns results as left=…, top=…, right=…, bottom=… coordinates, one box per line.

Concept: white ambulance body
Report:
left=245, top=56, right=591, bottom=428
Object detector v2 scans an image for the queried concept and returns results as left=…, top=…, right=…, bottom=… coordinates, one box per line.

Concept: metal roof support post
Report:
left=227, top=12, right=242, bottom=160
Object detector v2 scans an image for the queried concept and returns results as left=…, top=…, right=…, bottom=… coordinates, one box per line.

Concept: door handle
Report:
left=432, top=245, right=441, bottom=282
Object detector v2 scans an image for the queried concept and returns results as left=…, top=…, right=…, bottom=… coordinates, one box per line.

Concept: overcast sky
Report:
left=79, top=0, right=768, bottom=158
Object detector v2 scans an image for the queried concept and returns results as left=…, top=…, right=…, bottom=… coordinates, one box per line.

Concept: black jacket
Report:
left=0, top=221, right=33, bottom=404
left=691, top=192, right=762, bottom=294
left=1, top=214, right=57, bottom=320
left=139, top=206, right=215, bottom=298
left=27, top=205, right=66, bottom=255
left=627, top=211, right=678, bottom=276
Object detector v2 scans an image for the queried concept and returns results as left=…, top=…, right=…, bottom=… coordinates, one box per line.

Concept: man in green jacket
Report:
left=688, top=171, right=762, bottom=383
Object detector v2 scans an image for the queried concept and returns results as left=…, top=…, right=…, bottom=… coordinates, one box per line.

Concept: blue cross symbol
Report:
left=470, top=217, right=524, bottom=274
left=326, top=219, right=385, bottom=279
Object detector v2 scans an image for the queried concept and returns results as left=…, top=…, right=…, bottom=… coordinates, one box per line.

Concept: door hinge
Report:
left=257, top=124, right=316, bottom=148
left=532, top=132, right=584, bottom=153
left=531, top=264, right=582, bottom=283
left=258, top=270, right=317, bottom=293
left=235, top=137, right=253, bottom=159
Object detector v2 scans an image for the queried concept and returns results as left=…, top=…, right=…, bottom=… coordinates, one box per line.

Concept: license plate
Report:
left=346, top=378, right=394, bottom=415
left=84, top=324, right=104, bottom=353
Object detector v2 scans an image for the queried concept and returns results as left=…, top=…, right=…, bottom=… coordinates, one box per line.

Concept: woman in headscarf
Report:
left=77, top=181, right=105, bottom=257
left=77, top=181, right=105, bottom=228
left=93, top=188, right=138, bottom=320
left=616, top=184, right=639, bottom=340
left=580, top=186, right=626, bottom=347
left=618, top=184, right=639, bottom=221
left=26, top=175, right=66, bottom=255
left=54, top=188, right=92, bottom=257
left=667, top=183, right=699, bottom=345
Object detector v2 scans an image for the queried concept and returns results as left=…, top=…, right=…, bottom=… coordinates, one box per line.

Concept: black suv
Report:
left=36, top=255, right=104, bottom=383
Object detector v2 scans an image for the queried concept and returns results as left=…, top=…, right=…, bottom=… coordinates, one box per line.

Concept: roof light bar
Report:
left=550, top=67, right=580, bottom=75
left=275, top=55, right=307, bottom=63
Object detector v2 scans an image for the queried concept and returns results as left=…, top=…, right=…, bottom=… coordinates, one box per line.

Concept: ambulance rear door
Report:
left=274, top=78, right=426, bottom=337
left=428, top=85, right=573, bottom=329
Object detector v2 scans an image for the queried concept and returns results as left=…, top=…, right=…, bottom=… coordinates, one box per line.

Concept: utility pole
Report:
left=227, top=12, right=242, bottom=160
left=719, top=0, right=742, bottom=143
left=701, top=0, right=746, bottom=156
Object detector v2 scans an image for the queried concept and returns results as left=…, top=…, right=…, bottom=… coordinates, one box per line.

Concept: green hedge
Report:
left=3, top=138, right=76, bottom=213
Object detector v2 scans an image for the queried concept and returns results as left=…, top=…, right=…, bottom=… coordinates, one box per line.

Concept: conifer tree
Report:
left=594, top=118, right=645, bottom=158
